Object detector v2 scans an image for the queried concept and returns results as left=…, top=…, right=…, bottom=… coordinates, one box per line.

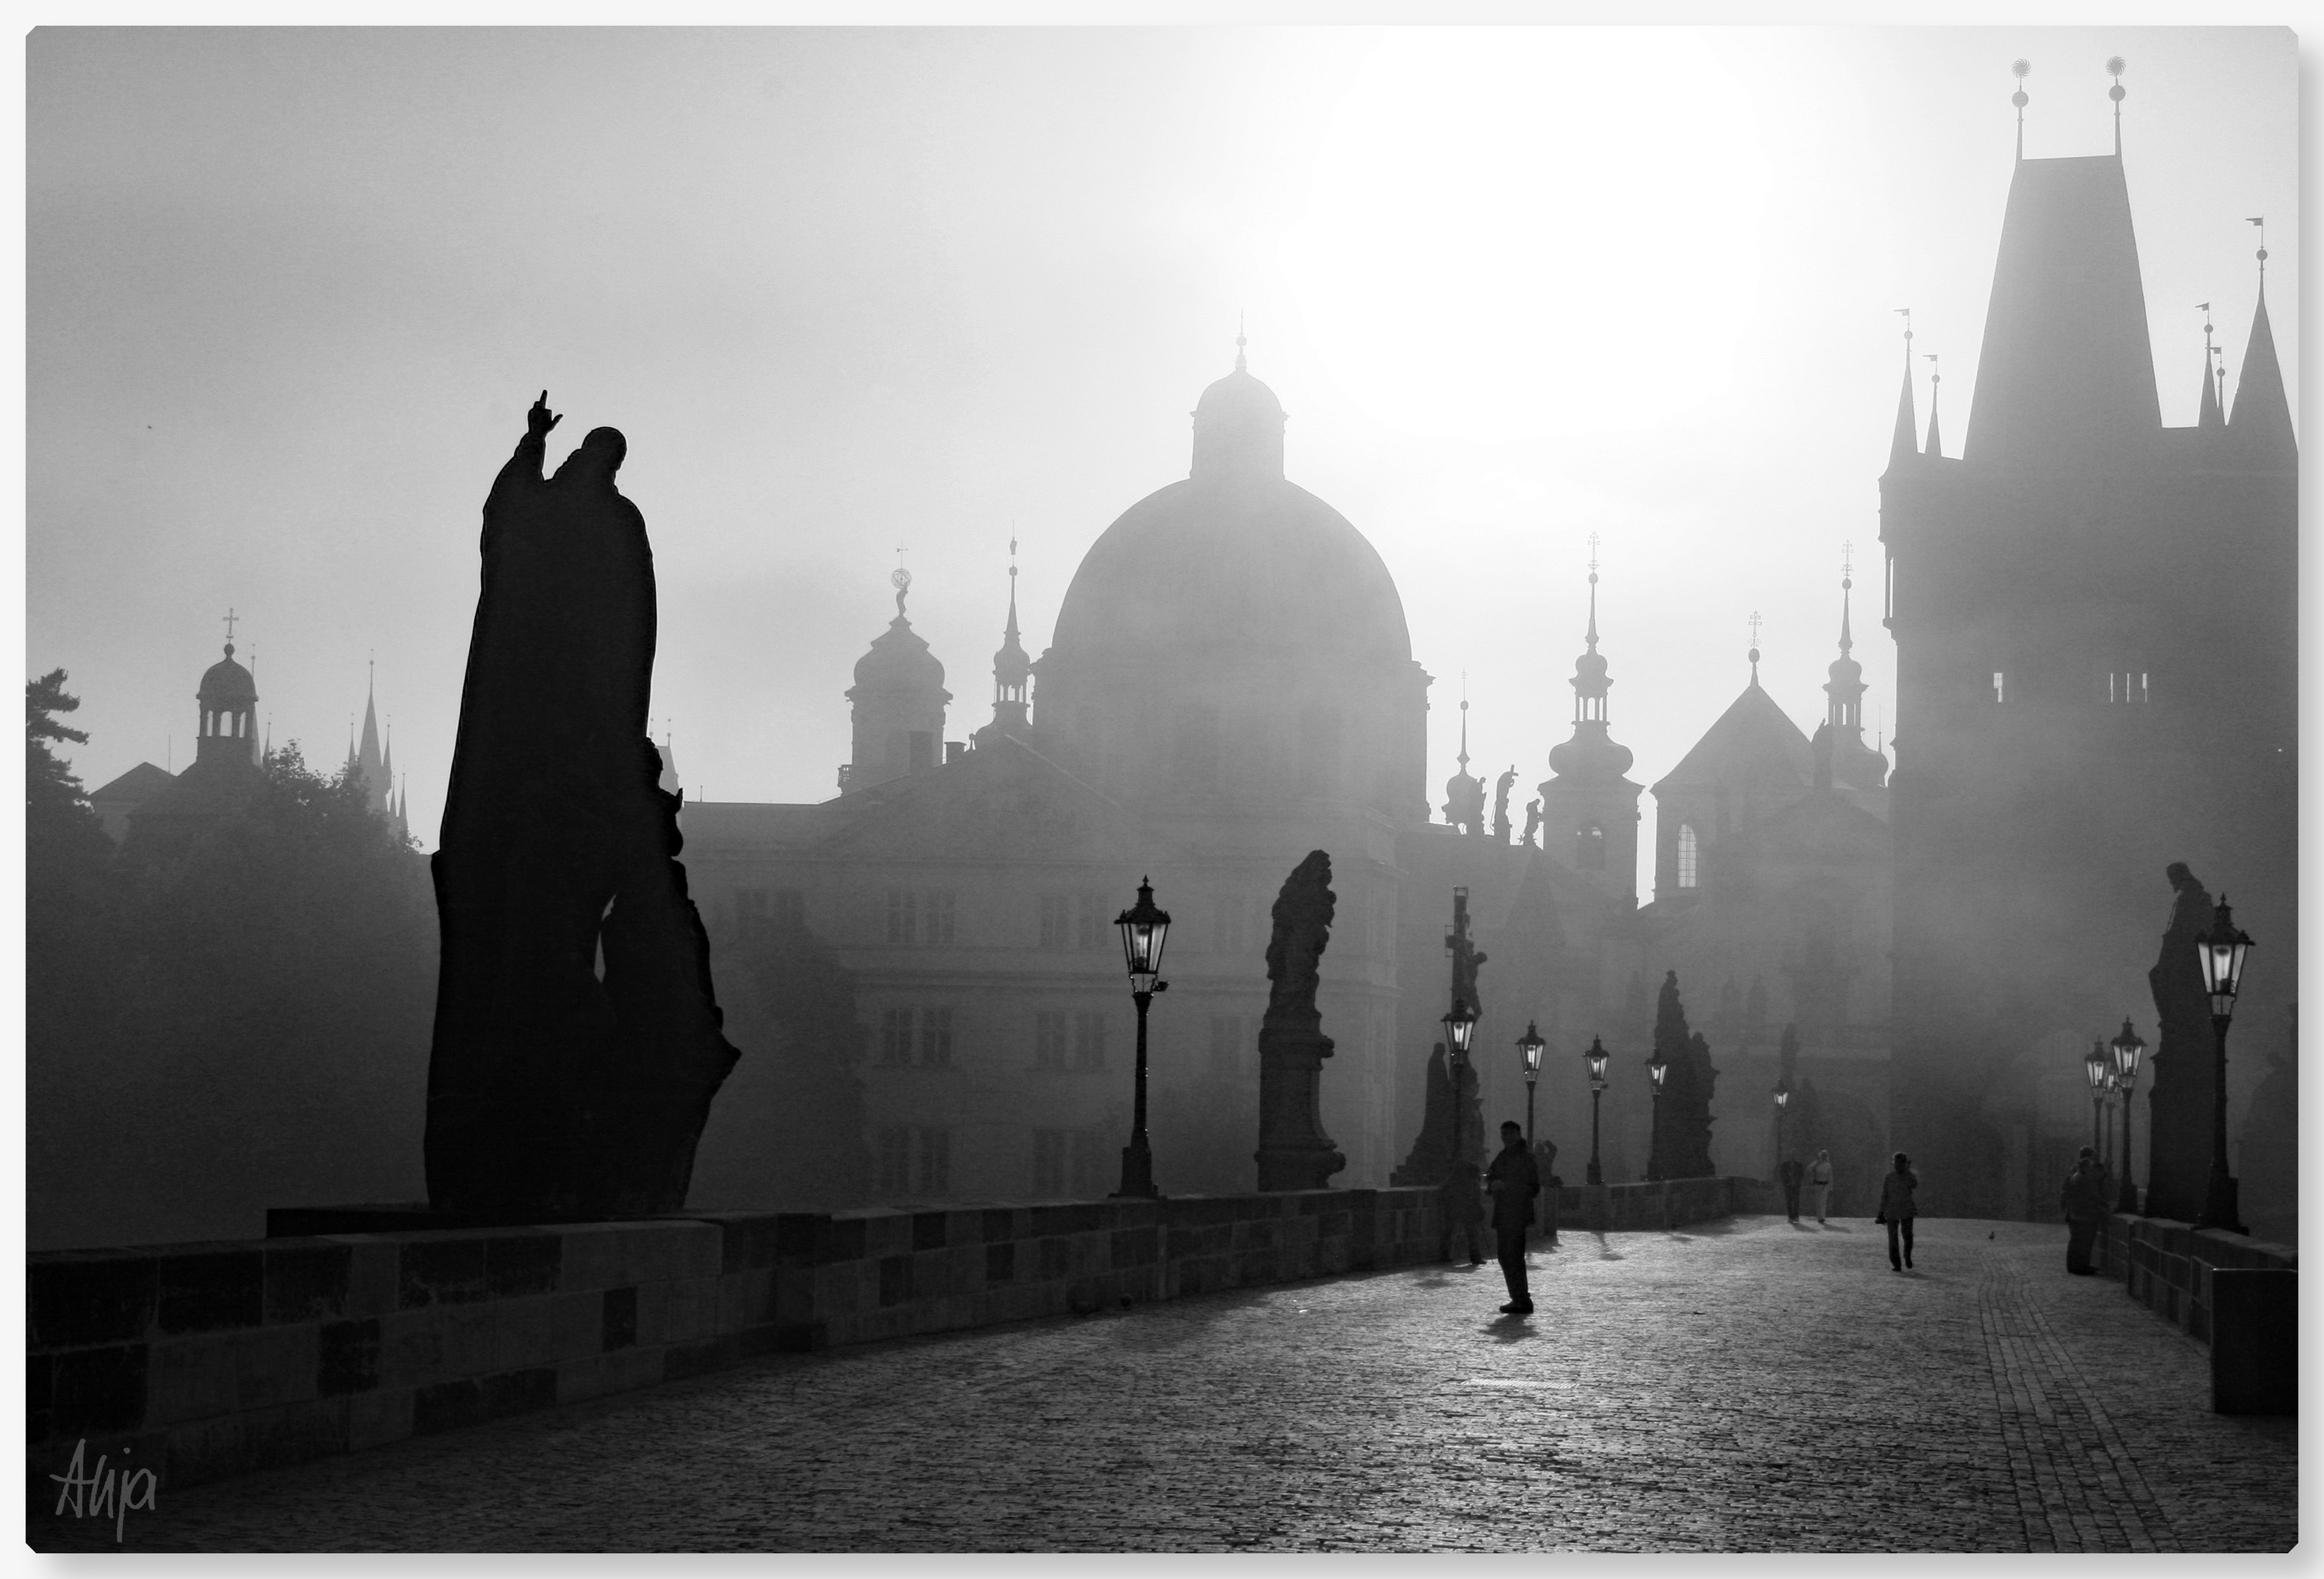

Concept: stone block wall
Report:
left=1553, top=1176, right=1777, bottom=1231
left=29, top=1189, right=1443, bottom=1499
left=2094, top=1214, right=2297, bottom=1344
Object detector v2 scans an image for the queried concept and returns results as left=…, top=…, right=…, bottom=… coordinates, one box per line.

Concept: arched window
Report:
left=1677, top=824, right=1699, bottom=889
left=1577, top=822, right=1606, bottom=871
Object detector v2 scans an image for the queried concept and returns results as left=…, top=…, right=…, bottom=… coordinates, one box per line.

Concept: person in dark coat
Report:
left=1779, top=1155, right=1805, bottom=1222
left=2061, top=1146, right=2112, bottom=1275
left=1874, top=1151, right=1919, bottom=1270
left=1439, top=1158, right=1485, bottom=1267
left=1485, top=1120, right=1542, bottom=1314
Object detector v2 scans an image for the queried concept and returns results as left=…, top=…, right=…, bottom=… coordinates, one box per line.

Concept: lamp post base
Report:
left=2194, top=1165, right=2246, bottom=1235
left=1112, top=1137, right=1161, bottom=1201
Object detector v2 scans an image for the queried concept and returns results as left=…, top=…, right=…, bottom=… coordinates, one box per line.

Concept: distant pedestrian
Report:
left=1807, top=1150, right=1834, bottom=1224
left=1485, top=1121, right=1541, bottom=1314
left=2061, top=1147, right=2111, bottom=1276
left=1874, top=1152, right=1918, bottom=1270
left=1779, top=1155, right=1805, bottom=1222
left=1439, top=1159, right=1485, bottom=1267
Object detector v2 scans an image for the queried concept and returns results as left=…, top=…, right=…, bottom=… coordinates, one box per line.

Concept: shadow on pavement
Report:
left=1819, top=1224, right=1854, bottom=1233
left=1479, top=1314, right=1539, bottom=1343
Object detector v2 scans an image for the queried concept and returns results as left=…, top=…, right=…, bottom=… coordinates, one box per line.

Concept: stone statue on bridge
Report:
left=1254, top=850, right=1346, bottom=1191
left=425, top=392, right=740, bottom=1220
left=2142, top=861, right=2222, bottom=1223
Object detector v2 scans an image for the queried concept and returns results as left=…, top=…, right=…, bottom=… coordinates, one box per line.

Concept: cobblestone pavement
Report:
left=38, top=1218, right=2295, bottom=1552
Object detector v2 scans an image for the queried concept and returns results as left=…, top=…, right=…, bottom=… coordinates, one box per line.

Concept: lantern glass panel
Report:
left=2110, top=1023, right=2145, bottom=1083
left=1649, top=1060, right=1668, bottom=1091
left=1518, top=1025, right=1546, bottom=1078
left=2084, top=1048, right=2109, bottom=1091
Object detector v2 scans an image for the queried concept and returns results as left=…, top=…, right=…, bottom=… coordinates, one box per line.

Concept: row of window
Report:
left=866, top=1008, right=1272, bottom=1077
left=1987, top=670, right=2152, bottom=706
left=728, top=887, right=1326, bottom=956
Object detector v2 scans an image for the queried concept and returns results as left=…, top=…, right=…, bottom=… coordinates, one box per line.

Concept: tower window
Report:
left=1677, top=823, right=1699, bottom=889
left=1992, top=671, right=2005, bottom=704
left=1578, top=823, right=1606, bottom=871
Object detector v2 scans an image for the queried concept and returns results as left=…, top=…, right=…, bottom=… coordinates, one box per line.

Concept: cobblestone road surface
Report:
left=37, top=1217, right=2296, bottom=1552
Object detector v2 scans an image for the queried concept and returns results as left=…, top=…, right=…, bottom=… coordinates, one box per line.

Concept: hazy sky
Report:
left=29, top=27, right=2298, bottom=897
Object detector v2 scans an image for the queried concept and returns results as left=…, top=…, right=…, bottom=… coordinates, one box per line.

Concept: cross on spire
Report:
left=1747, top=611, right=1763, bottom=684
left=221, top=607, right=239, bottom=648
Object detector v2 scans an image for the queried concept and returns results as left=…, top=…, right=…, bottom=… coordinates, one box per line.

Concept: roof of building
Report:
left=1652, top=681, right=1815, bottom=796
left=198, top=644, right=257, bottom=705
left=89, top=760, right=175, bottom=804
left=1048, top=358, right=1411, bottom=670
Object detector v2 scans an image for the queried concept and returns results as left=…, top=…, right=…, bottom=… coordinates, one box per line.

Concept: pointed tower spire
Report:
left=2197, top=303, right=2224, bottom=428
left=2230, top=221, right=2295, bottom=464
left=2107, top=57, right=2126, bottom=156
left=2011, top=59, right=2031, bottom=162
left=1922, top=353, right=1943, bottom=458
left=975, top=534, right=1034, bottom=746
left=1824, top=545, right=1884, bottom=790
left=1441, top=678, right=1487, bottom=834
left=1884, top=310, right=1919, bottom=476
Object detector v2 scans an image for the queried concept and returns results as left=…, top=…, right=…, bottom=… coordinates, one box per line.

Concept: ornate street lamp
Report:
left=1441, top=998, right=1479, bottom=1061
left=1583, top=1036, right=1609, bottom=1186
left=1773, top=1084, right=1791, bottom=1183
left=1109, top=876, right=1171, bottom=1200
left=1517, top=1021, right=1546, bottom=1147
left=1439, top=996, right=1479, bottom=1161
left=2083, top=1042, right=2110, bottom=1159
left=1645, top=1052, right=1670, bottom=1182
left=2100, top=1066, right=2120, bottom=1172
left=2109, top=1018, right=2147, bottom=1215
left=2195, top=896, right=2255, bottom=1232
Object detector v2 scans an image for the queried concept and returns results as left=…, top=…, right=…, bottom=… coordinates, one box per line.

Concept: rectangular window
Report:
left=2140, top=671, right=2149, bottom=704
left=1034, top=1011, right=1068, bottom=1071
left=926, top=890, right=956, bottom=946
left=876, top=1125, right=913, bottom=1193
left=879, top=1008, right=914, bottom=1068
left=772, top=889, right=804, bottom=929
left=1072, top=1010, right=1109, bottom=1071
left=919, top=1007, right=954, bottom=1068
left=917, top=1127, right=950, bottom=1195
left=887, top=889, right=918, bottom=945
left=1038, top=895, right=1070, bottom=950
left=1077, top=894, right=1109, bottom=952
left=1208, top=1014, right=1246, bottom=1079
left=1992, top=671, right=2005, bottom=705
left=1032, top=1129, right=1070, bottom=1196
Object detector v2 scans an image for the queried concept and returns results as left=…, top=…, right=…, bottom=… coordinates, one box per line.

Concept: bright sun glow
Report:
left=1282, top=29, right=1770, bottom=443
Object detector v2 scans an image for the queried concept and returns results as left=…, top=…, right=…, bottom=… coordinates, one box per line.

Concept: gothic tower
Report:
left=973, top=543, right=1032, bottom=748
left=1881, top=78, right=2295, bottom=1219
left=1538, top=549, right=1641, bottom=904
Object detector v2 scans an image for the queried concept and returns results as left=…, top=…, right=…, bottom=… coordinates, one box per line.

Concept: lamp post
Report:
left=2083, top=1042, right=2109, bottom=1159
left=1517, top=1021, right=1546, bottom=1148
left=2195, top=896, right=2254, bottom=1233
left=2109, top=1018, right=2147, bottom=1215
left=1583, top=1036, right=1609, bottom=1186
left=1646, top=1053, right=1669, bottom=1182
left=1109, top=876, right=1171, bottom=1200
left=2101, top=1066, right=2120, bottom=1173
left=1441, top=996, right=1479, bottom=1161
left=1772, top=1084, right=1791, bottom=1183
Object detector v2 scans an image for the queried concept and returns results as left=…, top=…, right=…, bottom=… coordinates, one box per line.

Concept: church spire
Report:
left=1922, top=353, right=1944, bottom=458
left=2229, top=221, right=2295, bottom=465
left=1441, top=681, right=1487, bottom=834
left=1883, top=310, right=1919, bottom=476
left=976, top=534, right=1034, bottom=746
left=2196, top=303, right=2224, bottom=428
left=1545, top=537, right=1634, bottom=785
left=1747, top=611, right=1763, bottom=688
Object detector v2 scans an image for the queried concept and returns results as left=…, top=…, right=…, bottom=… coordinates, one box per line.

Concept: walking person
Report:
left=1438, top=1157, right=1485, bottom=1268
left=1874, top=1151, right=1918, bottom=1270
left=1485, top=1121, right=1542, bottom=1314
left=1779, top=1155, right=1805, bottom=1222
left=1807, top=1149, right=1834, bottom=1224
left=2061, top=1146, right=2111, bottom=1276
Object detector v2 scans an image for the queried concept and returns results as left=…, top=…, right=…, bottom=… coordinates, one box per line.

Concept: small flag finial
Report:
left=2248, top=215, right=2268, bottom=273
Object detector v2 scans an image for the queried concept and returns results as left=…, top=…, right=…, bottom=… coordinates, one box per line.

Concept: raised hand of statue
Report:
left=527, top=390, right=562, bottom=440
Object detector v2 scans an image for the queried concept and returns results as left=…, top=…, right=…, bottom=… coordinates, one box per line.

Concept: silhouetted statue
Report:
left=426, top=392, right=739, bottom=1219
left=1493, top=766, right=1518, bottom=843
left=1389, top=1042, right=1455, bottom=1187
left=1254, top=850, right=1345, bottom=1191
left=2142, top=861, right=2221, bottom=1222
left=1521, top=797, right=1542, bottom=851
left=1646, top=971, right=1718, bottom=1180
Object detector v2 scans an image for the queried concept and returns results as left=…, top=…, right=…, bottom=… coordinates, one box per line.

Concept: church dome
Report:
left=1048, top=476, right=1411, bottom=667
left=1548, top=722, right=1634, bottom=781
left=852, top=617, right=945, bottom=694
left=198, top=644, right=257, bottom=705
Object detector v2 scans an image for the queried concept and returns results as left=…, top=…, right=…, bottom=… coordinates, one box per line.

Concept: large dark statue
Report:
left=1493, top=767, right=1518, bottom=844
left=1646, top=971, right=1718, bottom=1181
left=2142, top=861, right=2221, bottom=1223
left=1389, top=1043, right=1455, bottom=1187
left=1254, top=850, right=1345, bottom=1191
left=425, top=393, right=739, bottom=1219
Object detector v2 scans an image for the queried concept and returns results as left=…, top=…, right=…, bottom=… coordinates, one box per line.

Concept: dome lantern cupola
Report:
left=196, top=609, right=259, bottom=769
left=1538, top=545, right=1643, bottom=905
left=1189, top=331, right=1287, bottom=486
left=843, top=569, right=951, bottom=793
